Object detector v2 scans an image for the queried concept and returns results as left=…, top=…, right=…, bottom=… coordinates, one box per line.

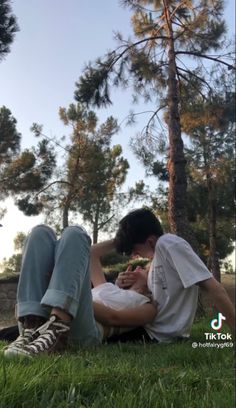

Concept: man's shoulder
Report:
left=157, top=233, right=185, bottom=248
left=155, top=234, right=190, bottom=259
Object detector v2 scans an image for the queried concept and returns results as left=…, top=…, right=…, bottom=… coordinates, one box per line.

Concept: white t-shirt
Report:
left=92, top=282, right=151, bottom=339
left=145, top=234, right=212, bottom=342
left=92, top=282, right=150, bottom=310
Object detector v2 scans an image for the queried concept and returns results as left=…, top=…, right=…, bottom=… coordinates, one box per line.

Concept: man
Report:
left=3, top=209, right=235, bottom=355
left=112, top=208, right=235, bottom=341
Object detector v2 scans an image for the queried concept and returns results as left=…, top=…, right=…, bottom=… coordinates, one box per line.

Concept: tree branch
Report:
left=176, top=71, right=207, bottom=100
left=176, top=65, right=212, bottom=92
left=108, top=35, right=169, bottom=71
left=143, top=104, right=168, bottom=137
left=175, top=51, right=235, bottom=70
left=98, top=214, right=115, bottom=230
left=118, top=108, right=166, bottom=127
left=34, top=180, right=72, bottom=198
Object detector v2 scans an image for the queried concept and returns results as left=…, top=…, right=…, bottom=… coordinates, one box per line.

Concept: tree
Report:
left=0, top=0, right=19, bottom=62
left=181, top=68, right=235, bottom=281
left=13, top=231, right=27, bottom=252
left=1, top=231, right=26, bottom=276
left=0, top=106, right=21, bottom=165
left=0, top=107, right=57, bottom=214
left=33, top=103, right=129, bottom=241
left=128, top=132, right=169, bottom=229
left=75, top=0, right=235, bottom=243
left=75, top=143, right=129, bottom=243
left=58, top=103, right=99, bottom=229
left=129, top=67, right=235, bottom=273
left=59, top=104, right=129, bottom=239
left=0, top=105, right=21, bottom=219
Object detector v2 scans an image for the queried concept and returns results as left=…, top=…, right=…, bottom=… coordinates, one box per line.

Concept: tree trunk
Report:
left=165, top=3, right=190, bottom=242
left=92, top=204, right=100, bottom=244
left=93, top=226, right=98, bottom=244
left=62, top=197, right=70, bottom=229
left=206, top=172, right=221, bottom=282
left=201, top=138, right=221, bottom=281
left=62, top=141, right=82, bottom=230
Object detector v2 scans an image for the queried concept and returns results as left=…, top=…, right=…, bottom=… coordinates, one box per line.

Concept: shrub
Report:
left=104, top=258, right=150, bottom=282
left=222, top=260, right=235, bottom=274
left=101, top=251, right=129, bottom=266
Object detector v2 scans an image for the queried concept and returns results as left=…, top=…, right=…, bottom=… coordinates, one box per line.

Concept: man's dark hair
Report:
left=115, top=208, right=164, bottom=255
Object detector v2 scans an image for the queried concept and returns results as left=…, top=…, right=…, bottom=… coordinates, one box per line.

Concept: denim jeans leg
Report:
left=16, top=224, right=57, bottom=320
left=41, top=226, right=101, bottom=346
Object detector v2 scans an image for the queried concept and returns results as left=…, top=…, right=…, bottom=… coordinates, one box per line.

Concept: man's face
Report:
left=131, top=240, right=155, bottom=259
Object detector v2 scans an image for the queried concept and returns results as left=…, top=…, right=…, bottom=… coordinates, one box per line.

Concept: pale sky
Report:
left=0, top=0, right=235, bottom=264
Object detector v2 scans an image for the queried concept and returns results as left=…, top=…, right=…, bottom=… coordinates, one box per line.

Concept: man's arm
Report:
left=93, top=302, right=157, bottom=327
left=90, top=239, right=115, bottom=287
left=198, top=277, right=235, bottom=336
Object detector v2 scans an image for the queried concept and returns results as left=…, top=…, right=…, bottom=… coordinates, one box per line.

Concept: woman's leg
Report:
left=40, top=226, right=101, bottom=346
left=4, top=225, right=57, bottom=356
left=6, top=225, right=101, bottom=357
left=16, top=224, right=57, bottom=321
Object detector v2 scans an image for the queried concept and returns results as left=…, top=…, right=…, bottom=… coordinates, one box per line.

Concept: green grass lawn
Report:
left=0, top=318, right=235, bottom=408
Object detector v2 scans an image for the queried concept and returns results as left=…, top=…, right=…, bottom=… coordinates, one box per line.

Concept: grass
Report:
left=0, top=318, right=235, bottom=408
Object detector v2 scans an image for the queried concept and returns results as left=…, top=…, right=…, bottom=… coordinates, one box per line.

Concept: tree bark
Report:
left=62, top=142, right=81, bottom=229
left=207, top=183, right=221, bottom=282
left=92, top=202, right=100, bottom=244
left=204, top=152, right=221, bottom=282
left=62, top=196, right=70, bottom=229
left=93, top=226, right=98, bottom=244
left=164, top=3, right=190, bottom=242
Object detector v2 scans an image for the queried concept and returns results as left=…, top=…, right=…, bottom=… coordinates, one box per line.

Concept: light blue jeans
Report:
left=16, top=224, right=102, bottom=347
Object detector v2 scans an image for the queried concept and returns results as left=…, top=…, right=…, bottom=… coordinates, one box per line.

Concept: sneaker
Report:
left=3, top=328, right=36, bottom=357
left=6, top=315, right=70, bottom=358
left=3, top=315, right=46, bottom=357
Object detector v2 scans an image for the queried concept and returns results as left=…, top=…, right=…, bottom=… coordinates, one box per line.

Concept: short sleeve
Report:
left=166, top=241, right=212, bottom=288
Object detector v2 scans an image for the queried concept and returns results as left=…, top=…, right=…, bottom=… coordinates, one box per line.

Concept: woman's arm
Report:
left=93, top=301, right=157, bottom=327
left=90, top=239, right=116, bottom=287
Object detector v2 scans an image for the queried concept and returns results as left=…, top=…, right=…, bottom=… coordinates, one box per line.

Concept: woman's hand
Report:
left=115, top=265, right=135, bottom=288
left=115, top=265, right=148, bottom=289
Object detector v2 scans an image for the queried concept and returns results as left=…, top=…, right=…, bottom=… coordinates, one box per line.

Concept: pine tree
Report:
left=181, top=67, right=235, bottom=280
left=33, top=104, right=129, bottom=240
left=1, top=232, right=26, bottom=276
left=75, top=0, right=235, bottom=243
left=0, top=0, right=19, bottom=62
left=129, top=66, right=235, bottom=273
left=0, top=107, right=56, bottom=214
left=0, top=106, right=21, bottom=166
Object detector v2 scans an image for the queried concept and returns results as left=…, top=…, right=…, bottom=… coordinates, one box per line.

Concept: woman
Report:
left=90, top=240, right=155, bottom=339
left=3, top=225, right=156, bottom=357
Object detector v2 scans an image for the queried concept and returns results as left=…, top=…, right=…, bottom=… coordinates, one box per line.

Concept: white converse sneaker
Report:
left=3, top=328, right=36, bottom=357
left=8, top=315, right=70, bottom=358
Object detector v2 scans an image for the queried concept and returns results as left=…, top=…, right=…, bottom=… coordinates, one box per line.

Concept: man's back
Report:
left=145, top=234, right=212, bottom=342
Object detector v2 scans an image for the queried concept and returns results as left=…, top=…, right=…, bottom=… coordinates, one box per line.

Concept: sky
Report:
left=0, top=0, right=235, bottom=264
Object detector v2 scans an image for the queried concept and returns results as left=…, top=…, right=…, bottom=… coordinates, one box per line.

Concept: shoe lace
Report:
left=26, top=316, right=69, bottom=353
left=36, top=315, right=69, bottom=334
left=5, top=328, right=35, bottom=351
left=22, top=328, right=35, bottom=339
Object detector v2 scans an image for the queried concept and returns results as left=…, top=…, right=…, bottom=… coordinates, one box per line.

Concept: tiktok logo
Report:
left=210, top=313, right=226, bottom=330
